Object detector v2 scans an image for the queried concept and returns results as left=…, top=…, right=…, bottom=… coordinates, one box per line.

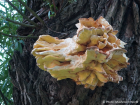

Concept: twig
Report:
left=5, top=96, right=13, bottom=104
left=6, top=18, right=35, bottom=27
left=0, top=87, right=13, bottom=104
left=17, top=0, right=44, bottom=25
left=59, top=1, right=69, bottom=13
left=0, top=2, right=8, bottom=10
left=5, top=0, right=38, bottom=27
left=52, top=0, right=56, bottom=12
left=0, top=15, right=36, bottom=28
left=0, top=89, right=8, bottom=105
left=0, top=32, right=38, bottom=39
left=0, top=44, right=12, bottom=58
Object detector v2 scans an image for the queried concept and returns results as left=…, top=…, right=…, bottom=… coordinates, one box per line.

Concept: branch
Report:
left=5, top=0, right=38, bottom=27
left=0, top=89, right=8, bottom=105
left=0, top=15, right=36, bottom=28
left=0, top=32, right=38, bottom=39
left=17, top=0, right=44, bottom=25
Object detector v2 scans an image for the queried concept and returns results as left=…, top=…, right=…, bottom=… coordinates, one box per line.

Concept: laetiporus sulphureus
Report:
left=31, top=16, right=129, bottom=90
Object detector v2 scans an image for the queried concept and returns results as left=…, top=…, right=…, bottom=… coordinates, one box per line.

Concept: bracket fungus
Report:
left=31, top=16, right=129, bottom=90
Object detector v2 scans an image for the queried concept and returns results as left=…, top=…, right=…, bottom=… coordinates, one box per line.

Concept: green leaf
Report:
left=48, top=11, right=51, bottom=19
left=2, top=79, right=8, bottom=91
left=5, top=62, right=8, bottom=68
left=19, top=40, right=24, bottom=45
left=15, top=41, right=18, bottom=49
left=0, top=10, right=6, bottom=14
left=0, top=25, right=9, bottom=31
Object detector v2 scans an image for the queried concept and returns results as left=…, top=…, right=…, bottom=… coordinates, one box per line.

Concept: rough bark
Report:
left=9, top=0, right=140, bottom=105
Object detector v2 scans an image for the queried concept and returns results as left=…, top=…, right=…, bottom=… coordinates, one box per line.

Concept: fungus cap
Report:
left=31, top=17, right=129, bottom=90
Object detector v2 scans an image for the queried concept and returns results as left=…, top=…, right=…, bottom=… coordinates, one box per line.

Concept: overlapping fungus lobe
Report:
left=31, top=16, right=129, bottom=90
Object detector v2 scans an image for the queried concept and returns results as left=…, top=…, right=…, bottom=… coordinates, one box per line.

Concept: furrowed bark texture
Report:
left=9, top=0, right=140, bottom=105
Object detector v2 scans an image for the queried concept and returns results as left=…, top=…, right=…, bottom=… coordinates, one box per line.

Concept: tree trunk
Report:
left=9, top=0, right=140, bottom=105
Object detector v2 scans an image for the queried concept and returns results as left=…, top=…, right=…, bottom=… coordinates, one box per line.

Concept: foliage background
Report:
left=0, top=0, right=25, bottom=104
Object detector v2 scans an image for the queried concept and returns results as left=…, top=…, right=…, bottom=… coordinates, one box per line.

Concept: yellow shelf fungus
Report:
left=31, top=16, right=129, bottom=90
